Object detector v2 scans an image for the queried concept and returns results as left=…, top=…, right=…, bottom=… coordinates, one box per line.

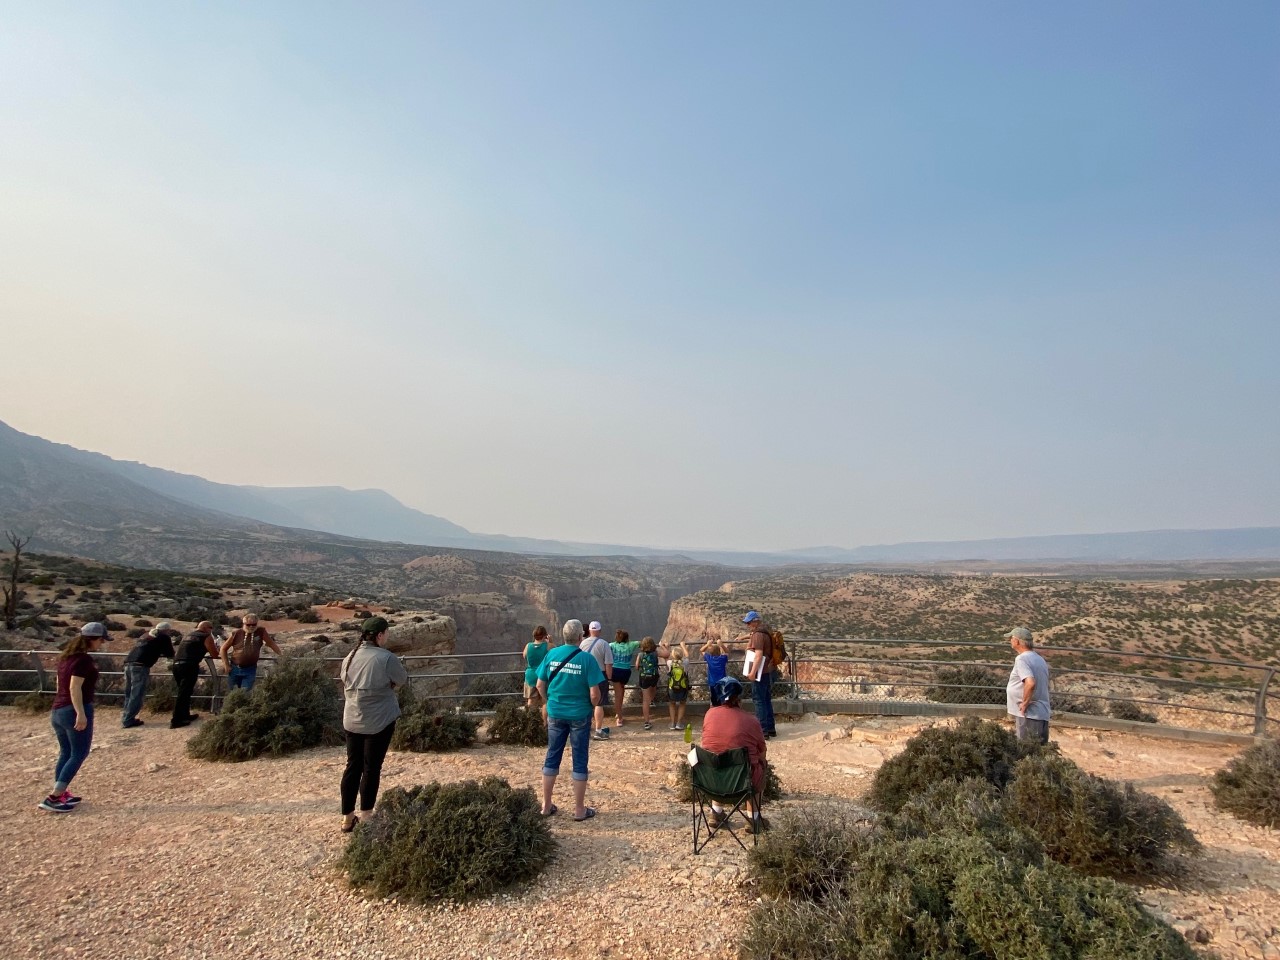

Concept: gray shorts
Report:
left=1015, top=716, right=1050, bottom=744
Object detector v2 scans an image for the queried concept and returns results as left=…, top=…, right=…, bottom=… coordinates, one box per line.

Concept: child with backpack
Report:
left=664, top=641, right=691, bottom=731
left=636, top=636, right=660, bottom=730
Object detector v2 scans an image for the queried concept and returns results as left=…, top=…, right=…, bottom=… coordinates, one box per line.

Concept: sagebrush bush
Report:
left=926, top=665, right=1006, bottom=705
left=1211, top=739, right=1280, bottom=828
left=867, top=717, right=1037, bottom=814
left=673, top=757, right=784, bottom=804
left=12, top=691, right=53, bottom=713
left=341, top=778, right=555, bottom=902
left=392, top=686, right=477, bottom=752
left=296, top=609, right=321, bottom=624
left=1006, top=752, right=1198, bottom=878
left=186, top=656, right=342, bottom=761
left=746, top=804, right=872, bottom=901
left=743, top=828, right=1199, bottom=960
left=1108, top=701, right=1159, bottom=723
left=487, top=699, right=548, bottom=747
left=887, top=777, right=1044, bottom=866
left=1056, top=692, right=1105, bottom=715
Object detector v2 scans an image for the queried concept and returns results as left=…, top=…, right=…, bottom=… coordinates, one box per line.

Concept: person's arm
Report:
left=590, top=685, right=601, bottom=706
left=523, top=643, right=531, bottom=667
left=70, top=675, right=88, bottom=731
left=631, top=646, right=640, bottom=671
left=203, top=635, right=219, bottom=658
left=221, top=635, right=234, bottom=669
left=678, top=642, right=690, bottom=661
left=387, top=654, right=408, bottom=689
left=264, top=630, right=282, bottom=656
left=1019, top=675, right=1036, bottom=717
left=536, top=679, right=548, bottom=700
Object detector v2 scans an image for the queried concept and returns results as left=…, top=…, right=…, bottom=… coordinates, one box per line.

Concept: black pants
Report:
left=341, top=721, right=397, bottom=816
left=171, top=662, right=200, bottom=724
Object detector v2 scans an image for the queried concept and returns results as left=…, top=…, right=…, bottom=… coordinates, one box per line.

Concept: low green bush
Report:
left=673, top=757, right=784, bottom=804
left=392, top=686, right=477, bottom=752
left=487, top=699, right=548, bottom=747
left=296, top=609, right=321, bottom=624
left=1006, top=752, right=1198, bottom=878
left=1211, top=739, right=1280, bottom=828
left=1108, top=701, right=1159, bottom=723
left=926, top=665, right=1006, bottom=705
left=1055, top=692, right=1105, bottom=716
left=888, top=777, right=1044, bottom=866
left=867, top=717, right=1037, bottom=814
left=746, top=804, right=872, bottom=901
left=186, top=656, right=342, bottom=761
left=341, top=778, right=555, bottom=902
left=12, top=691, right=54, bottom=713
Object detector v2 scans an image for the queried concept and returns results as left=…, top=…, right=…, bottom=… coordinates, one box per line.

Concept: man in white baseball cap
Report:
left=579, top=620, right=613, bottom=740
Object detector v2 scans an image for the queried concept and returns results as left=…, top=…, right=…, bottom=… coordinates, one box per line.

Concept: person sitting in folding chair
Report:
left=691, top=677, right=768, bottom=850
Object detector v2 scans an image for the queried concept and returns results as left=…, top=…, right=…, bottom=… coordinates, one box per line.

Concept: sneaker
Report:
left=39, top=795, right=74, bottom=813
left=58, top=792, right=82, bottom=806
left=643, top=722, right=652, bottom=730
left=670, top=724, right=680, bottom=730
left=592, top=731, right=608, bottom=741
left=122, top=719, right=144, bottom=729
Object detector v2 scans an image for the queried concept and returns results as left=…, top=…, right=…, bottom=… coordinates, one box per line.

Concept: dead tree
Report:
left=2, top=532, right=31, bottom=630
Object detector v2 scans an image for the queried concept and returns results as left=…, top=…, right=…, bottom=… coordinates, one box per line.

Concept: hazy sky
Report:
left=2, top=3, right=1277, bottom=551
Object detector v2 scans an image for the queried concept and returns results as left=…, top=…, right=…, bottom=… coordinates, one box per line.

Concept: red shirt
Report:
left=701, top=704, right=767, bottom=788
left=52, top=653, right=99, bottom=710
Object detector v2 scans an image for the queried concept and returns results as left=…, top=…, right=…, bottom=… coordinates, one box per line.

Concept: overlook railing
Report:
left=1, top=639, right=1273, bottom=740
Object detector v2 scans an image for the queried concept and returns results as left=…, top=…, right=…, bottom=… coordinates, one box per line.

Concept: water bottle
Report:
left=683, top=722, right=693, bottom=743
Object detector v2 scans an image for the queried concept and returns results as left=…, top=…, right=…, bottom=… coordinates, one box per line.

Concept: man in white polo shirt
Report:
left=1005, top=626, right=1051, bottom=743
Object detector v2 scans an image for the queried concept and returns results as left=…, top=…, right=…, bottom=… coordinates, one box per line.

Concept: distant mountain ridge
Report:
left=1, top=419, right=1277, bottom=565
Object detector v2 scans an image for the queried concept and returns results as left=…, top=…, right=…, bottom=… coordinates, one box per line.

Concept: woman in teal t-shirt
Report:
left=609, top=629, right=640, bottom=727
left=524, top=626, right=550, bottom=716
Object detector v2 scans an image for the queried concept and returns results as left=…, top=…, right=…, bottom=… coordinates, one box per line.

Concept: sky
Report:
left=1, top=2, right=1277, bottom=552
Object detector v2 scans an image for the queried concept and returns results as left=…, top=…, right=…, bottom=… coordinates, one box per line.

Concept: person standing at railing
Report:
left=120, top=621, right=177, bottom=729
left=700, top=639, right=729, bottom=690
left=170, top=622, right=218, bottom=728
left=609, top=629, right=639, bottom=728
left=737, top=611, right=778, bottom=740
left=221, top=613, right=281, bottom=692
left=340, top=616, right=407, bottom=833
left=580, top=620, right=613, bottom=741
left=524, top=626, right=550, bottom=716
left=39, top=622, right=107, bottom=812
left=536, top=619, right=604, bottom=821
left=1006, top=627, right=1051, bottom=743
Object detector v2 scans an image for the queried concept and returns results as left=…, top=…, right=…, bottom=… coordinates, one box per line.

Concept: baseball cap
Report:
left=80, top=622, right=108, bottom=638
left=711, top=676, right=744, bottom=706
left=589, top=621, right=602, bottom=632
left=742, top=611, right=761, bottom=624
left=1004, top=627, right=1033, bottom=642
left=361, top=616, right=390, bottom=636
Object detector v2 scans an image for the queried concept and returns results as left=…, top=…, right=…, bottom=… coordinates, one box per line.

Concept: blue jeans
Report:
left=52, top=704, right=94, bottom=790
left=121, top=662, right=149, bottom=725
left=753, top=671, right=776, bottom=735
left=542, top=716, right=591, bottom=782
left=228, top=665, right=258, bottom=691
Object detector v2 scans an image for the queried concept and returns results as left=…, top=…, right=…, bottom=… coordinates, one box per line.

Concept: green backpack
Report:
left=669, top=660, right=690, bottom=691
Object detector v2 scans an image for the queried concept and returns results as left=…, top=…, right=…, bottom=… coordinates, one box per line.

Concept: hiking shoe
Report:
left=708, top=809, right=726, bottom=829
left=122, top=719, right=144, bottom=729
left=592, top=730, right=610, bottom=741
left=58, top=792, right=82, bottom=806
left=39, top=795, right=74, bottom=813
left=643, top=722, right=652, bottom=730
left=745, top=816, right=770, bottom=835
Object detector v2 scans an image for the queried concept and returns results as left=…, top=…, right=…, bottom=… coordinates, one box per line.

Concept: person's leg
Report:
left=613, top=682, right=625, bottom=725
left=568, top=716, right=592, bottom=818
left=55, top=705, right=93, bottom=793
left=240, top=666, right=257, bottom=692
left=341, top=730, right=366, bottom=818
left=171, top=667, right=190, bottom=725
left=668, top=695, right=677, bottom=728
left=541, top=718, right=571, bottom=814
left=51, top=706, right=74, bottom=791
left=755, top=672, right=775, bottom=735
left=122, top=663, right=147, bottom=725
left=358, top=721, right=397, bottom=812
left=1014, top=715, right=1029, bottom=741
left=676, top=698, right=687, bottom=727
left=642, top=687, right=653, bottom=726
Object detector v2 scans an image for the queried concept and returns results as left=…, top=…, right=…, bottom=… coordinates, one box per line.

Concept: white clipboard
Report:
left=742, top=650, right=765, bottom=682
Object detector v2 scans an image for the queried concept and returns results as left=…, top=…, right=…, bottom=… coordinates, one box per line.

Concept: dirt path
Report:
left=0, top=708, right=1275, bottom=960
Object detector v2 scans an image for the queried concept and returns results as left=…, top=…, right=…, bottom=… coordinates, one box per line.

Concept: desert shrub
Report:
left=341, top=778, right=555, bottom=902
left=461, top=671, right=523, bottom=710
left=13, top=691, right=54, bottom=713
left=104, top=619, right=127, bottom=632
left=1006, top=752, right=1198, bottom=878
left=0, top=652, right=40, bottom=704
left=186, top=656, right=342, bottom=761
left=926, top=665, right=1006, bottom=705
left=392, top=686, right=477, bottom=752
left=674, top=757, right=785, bottom=804
left=887, top=778, right=1044, bottom=866
left=146, top=676, right=178, bottom=714
left=1108, top=700, right=1159, bottom=723
left=487, top=699, right=548, bottom=747
left=1056, top=692, right=1105, bottom=715
left=747, top=804, right=872, bottom=901
left=126, top=627, right=146, bottom=640
left=134, top=618, right=153, bottom=628
left=742, top=829, right=1199, bottom=960
left=1210, top=739, right=1280, bottom=828
left=867, top=717, right=1037, bottom=814
left=296, top=609, right=321, bottom=624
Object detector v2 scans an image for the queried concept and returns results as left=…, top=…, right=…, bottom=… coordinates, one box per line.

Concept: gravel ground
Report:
left=0, top=708, right=1275, bottom=960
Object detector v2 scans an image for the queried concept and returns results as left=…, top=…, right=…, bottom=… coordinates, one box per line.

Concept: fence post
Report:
left=1254, top=667, right=1275, bottom=738
left=28, top=652, right=47, bottom=694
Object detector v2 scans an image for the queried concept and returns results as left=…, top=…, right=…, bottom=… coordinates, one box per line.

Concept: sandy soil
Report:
left=0, top=709, right=1275, bottom=960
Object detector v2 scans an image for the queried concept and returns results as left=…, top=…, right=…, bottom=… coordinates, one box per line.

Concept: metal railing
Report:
left=2, top=640, right=1273, bottom=739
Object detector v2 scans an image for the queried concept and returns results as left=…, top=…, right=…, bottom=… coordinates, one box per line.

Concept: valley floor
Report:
left=0, top=708, right=1276, bottom=960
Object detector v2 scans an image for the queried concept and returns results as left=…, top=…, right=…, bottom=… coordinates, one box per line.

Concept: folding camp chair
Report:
left=690, top=745, right=762, bottom=853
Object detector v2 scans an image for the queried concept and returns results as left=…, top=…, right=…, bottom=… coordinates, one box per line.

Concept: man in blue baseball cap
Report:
left=736, top=611, right=777, bottom=738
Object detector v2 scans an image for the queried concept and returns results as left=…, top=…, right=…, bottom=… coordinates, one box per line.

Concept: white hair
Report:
left=562, top=619, right=583, bottom=644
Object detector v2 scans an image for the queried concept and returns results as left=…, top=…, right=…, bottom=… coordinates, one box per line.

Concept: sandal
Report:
left=541, top=804, right=558, bottom=817
left=341, top=816, right=359, bottom=833
left=573, top=807, right=597, bottom=822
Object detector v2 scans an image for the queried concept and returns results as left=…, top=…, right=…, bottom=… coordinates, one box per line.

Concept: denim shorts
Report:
left=542, top=715, right=591, bottom=781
